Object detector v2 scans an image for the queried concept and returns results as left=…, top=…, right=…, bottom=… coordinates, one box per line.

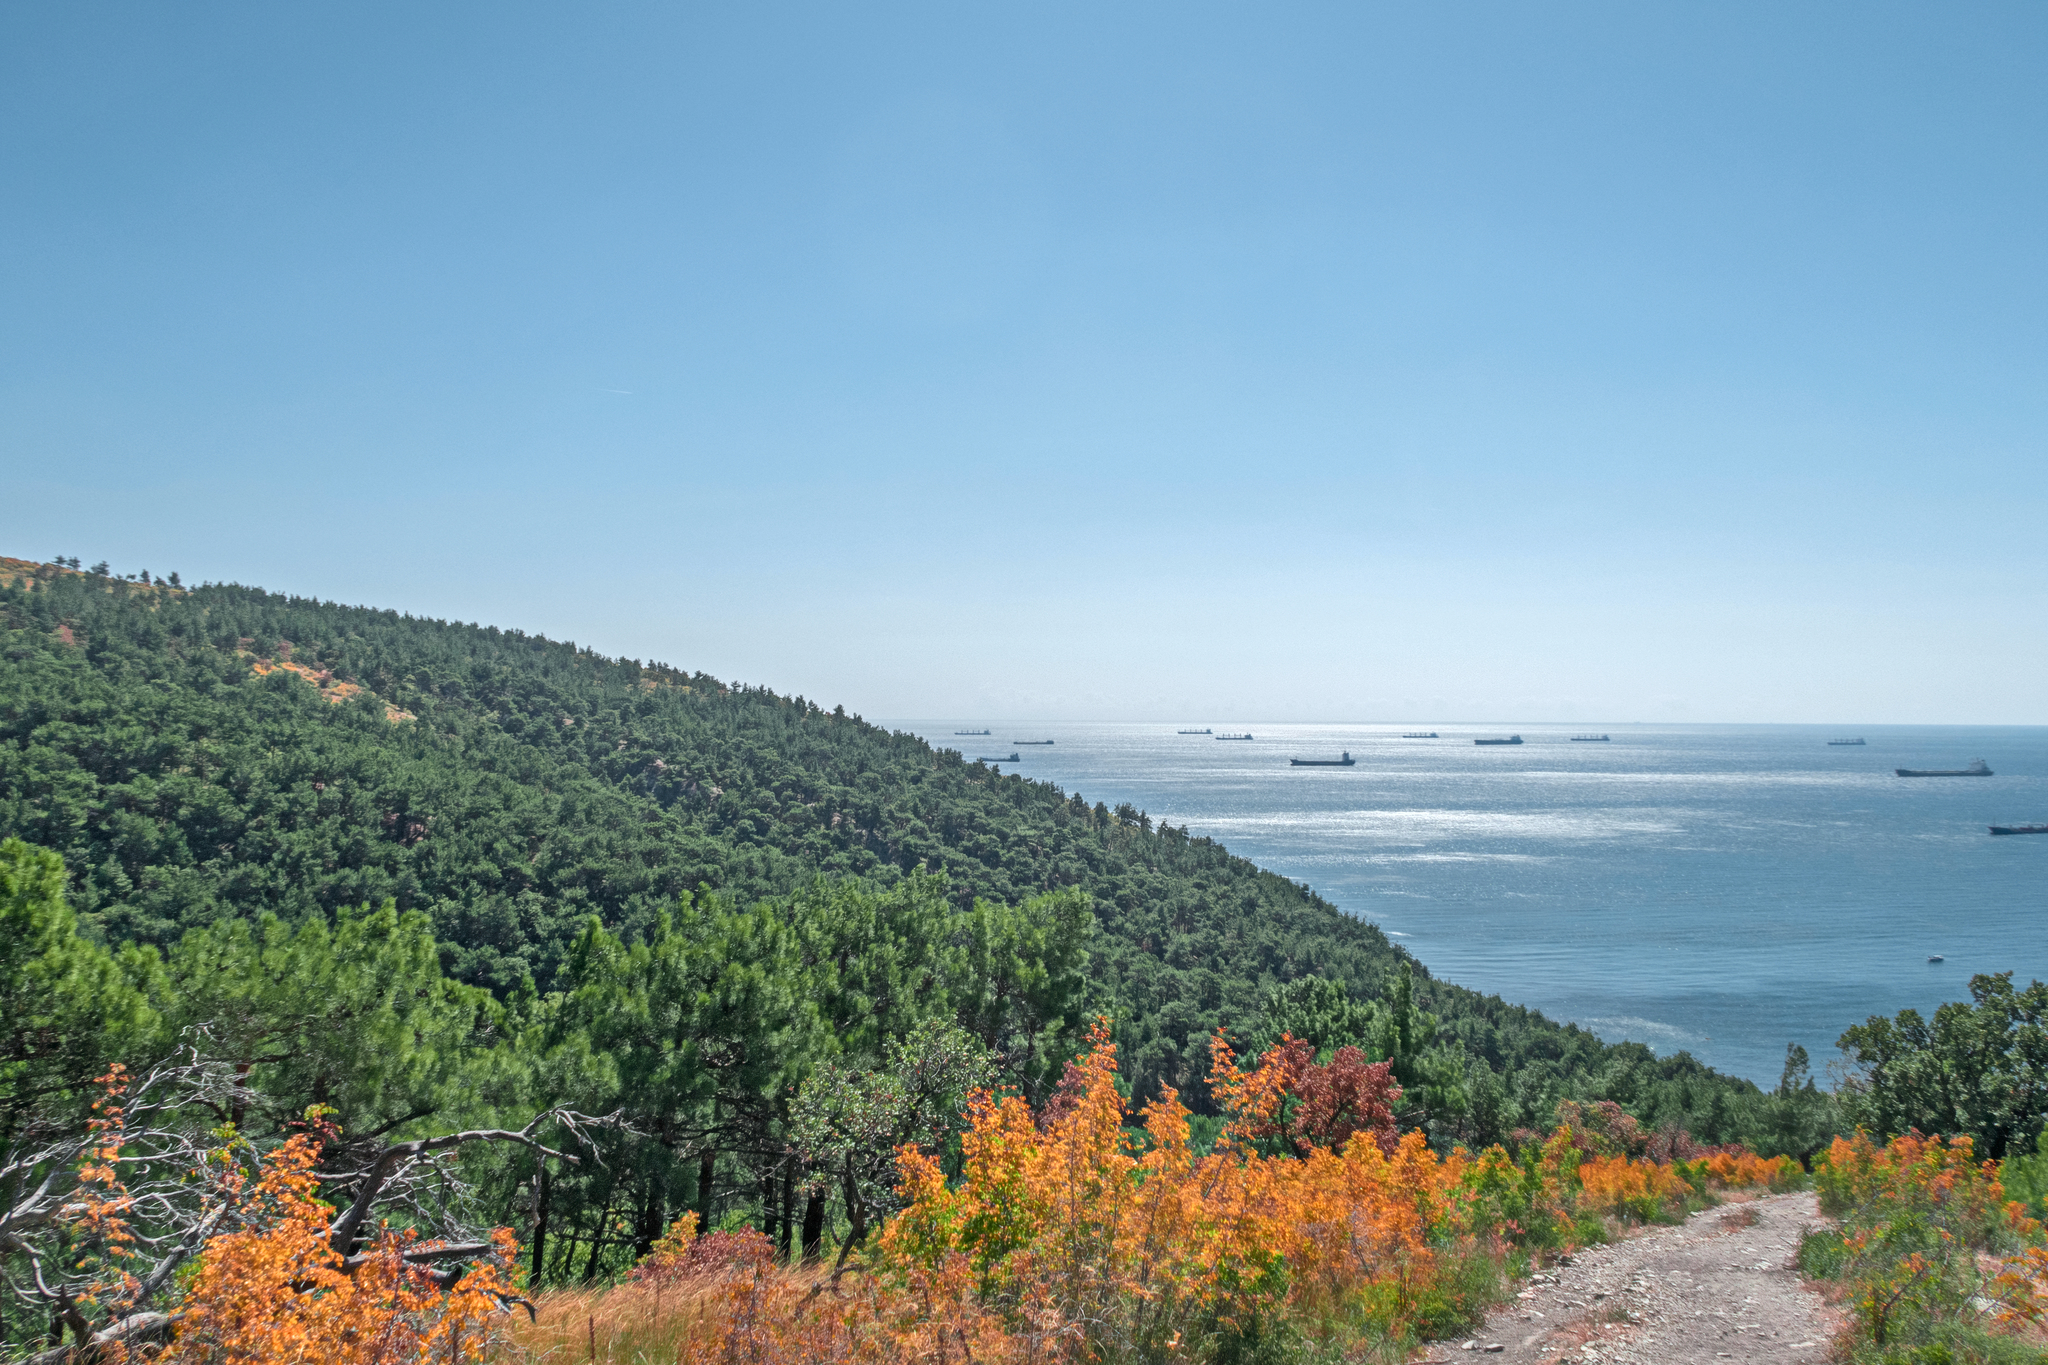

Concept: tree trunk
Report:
left=841, top=1162, right=867, bottom=1249
left=759, top=1167, right=780, bottom=1249
left=779, top=1160, right=796, bottom=1262
left=581, top=1193, right=614, bottom=1284
left=529, top=1165, right=551, bottom=1287
left=550, top=1222, right=579, bottom=1285
left=695, top=1149, right=715, bottom=1231
left=801, top=1186, right=826, bottom=1262
left=634, top=1173, right=665, bottom=1260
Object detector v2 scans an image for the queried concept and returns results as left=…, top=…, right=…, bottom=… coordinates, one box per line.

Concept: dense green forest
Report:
left=1, top=557, right=1849, bottom=1299
left=0, top=561, right=1757, bottom=1130
left=0, top=562, right=1765, bottom=1126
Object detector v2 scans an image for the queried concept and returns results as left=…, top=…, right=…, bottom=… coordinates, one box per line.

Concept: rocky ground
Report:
left=1423, top=1192, right=1840, bottom=1365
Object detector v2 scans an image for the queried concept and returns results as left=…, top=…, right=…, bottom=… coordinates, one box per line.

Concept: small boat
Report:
left=1570, top=735, right=1610, bottom=742
left=1216, top=733, right=1254, bottom=741
left=1828, top=738, right=1866, bottom=746
left=1401, top=732, right=1438, bottom=739
left=1474, top=735, right=1523, bottom=746
left=1177, top=728, right=1213, bottom=735
left=1290, top=751, right=1355, bottom=767
left=1896, top=760, right=1992, bottom=777
left=1013, top=740, right=1055, bottom=746
left=1929, top=955, right=1945, bottom=963
left=977, top=753, right=1021, bottom=763
left=1990, top=824, right=2048, bottom=836
left=954, top=729, right=991, bottom=736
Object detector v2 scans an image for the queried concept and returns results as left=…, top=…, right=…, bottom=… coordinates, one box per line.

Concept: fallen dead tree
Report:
left=0, top=1046, right=617, bottom=1362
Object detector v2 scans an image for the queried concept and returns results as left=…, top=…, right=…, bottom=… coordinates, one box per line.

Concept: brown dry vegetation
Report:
left=249, top=653, right=416, bottom=721
left=0, top=555, right=184, bottom=596
left=496, top=1280, right=767, bottom=1365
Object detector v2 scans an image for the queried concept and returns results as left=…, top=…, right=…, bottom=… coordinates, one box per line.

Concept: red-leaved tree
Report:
left=1289, top=1046, right=1401, bottom=1155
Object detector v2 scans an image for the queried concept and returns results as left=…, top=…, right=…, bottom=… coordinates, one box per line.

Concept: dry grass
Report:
left=487, top=1259, right=1030, bottom=1365
left=494, top=1279, right=733, bottom=1364
left=491, top=1263, right=872, bottom=1365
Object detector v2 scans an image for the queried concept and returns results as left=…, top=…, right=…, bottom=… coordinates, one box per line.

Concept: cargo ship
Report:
left=1290, top=751, right=1355, bottom=767
left=977, top=753, right=1022, bottom=764
left=1570, top=735, right=1610, bottom=742
left=1014, top=739, right=1055, bottom=746
left=1990, top=824, right=2048, bottom=836
left=1217, top=733, right=1253, bottom=741
left=1402, top=731, right=1438, bottom=739
left=1896, top=760, right=1992, bottom=777
left=955, top=729, right=991, bottom=736
left=1828, top=738, right=1866, bottom=746
left=1177, top=728, right=1212, bottom=735
left=1474, top=735, right=1523, bottom=746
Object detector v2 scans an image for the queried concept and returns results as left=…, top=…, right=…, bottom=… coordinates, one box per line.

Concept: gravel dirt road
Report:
left=1423, top=1192, right=1838, bottom=1365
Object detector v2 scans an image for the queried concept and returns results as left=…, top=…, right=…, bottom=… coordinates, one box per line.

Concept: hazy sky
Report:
left=5, top=3, right=2044, bottom=723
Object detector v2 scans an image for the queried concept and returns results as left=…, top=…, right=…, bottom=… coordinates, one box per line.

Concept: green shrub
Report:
left=1798, top=1227, right=1848, bottom=1280
left=1999, top=1132, right=2048, bottom=1223
left=1809, top=1133, right=2048, bottom=1362
left=1406, top=1242, right=1508, bottom=1341
left=1846, top=1321, right=2048, bottom=1365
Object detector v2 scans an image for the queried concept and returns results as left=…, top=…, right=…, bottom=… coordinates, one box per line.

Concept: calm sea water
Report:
left=891, top=721, right=2048, bottom=1085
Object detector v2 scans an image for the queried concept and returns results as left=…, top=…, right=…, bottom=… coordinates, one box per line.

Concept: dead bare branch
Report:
left=0, top=1044, right=613, bottom=1357
left=325, top=1107, right=618, bottom=1257
left=19, top=1310, right=176, bottom=1365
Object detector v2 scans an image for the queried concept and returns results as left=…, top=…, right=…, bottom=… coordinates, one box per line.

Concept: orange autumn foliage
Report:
left=498, top=1024, right=1799, bottom=1364
left=63, top=1069, right=151, bottom=1333
left=1575, top=1153, right=1691, bottom=1223
left=605, top=1024, right=1478, bottom=1361
left=1814, top=1129, right=2000, bottom=1216
left=1810, top=1130, right=2048, bottom=1348
left=1702, top=1148, right=1799, bottom=1190
left=158, top=1132, right=523, bottom=1365
left=500, top=1024, right=1483, bottom=1362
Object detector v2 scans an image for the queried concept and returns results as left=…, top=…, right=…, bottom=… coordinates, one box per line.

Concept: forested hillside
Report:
left=0, top=558, right=1756, bottom=1136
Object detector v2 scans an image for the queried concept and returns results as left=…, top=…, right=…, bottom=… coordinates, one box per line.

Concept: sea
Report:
left=889, top=721, right=2048, bottom=1087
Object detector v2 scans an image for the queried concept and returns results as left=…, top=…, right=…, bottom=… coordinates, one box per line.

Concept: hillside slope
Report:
left=0, top=563, right=1757, bottom=1136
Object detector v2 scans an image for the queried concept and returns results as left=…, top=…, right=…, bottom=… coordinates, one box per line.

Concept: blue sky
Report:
left=5, top=3, right=2044, bottom=722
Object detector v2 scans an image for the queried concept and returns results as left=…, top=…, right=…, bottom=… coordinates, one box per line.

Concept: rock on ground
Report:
left=1426, top=1191, right=1838, bottom=1365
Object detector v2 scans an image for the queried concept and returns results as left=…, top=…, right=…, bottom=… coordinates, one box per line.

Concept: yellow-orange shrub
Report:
left=496, top=1025, right=1806, bottom=1364
left=874, top=1022, right=1479, bottom=1355
left=160, top=1133, right=522, bottom=1364
left=1810, top=1130, right=2048, bottom=1348
left=1703, top=1149, right=1799, bottom=1189
left=1814, top=1130, right=1998, bottom=1215
left=1577, top=1154, right=1692, bottom=1223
